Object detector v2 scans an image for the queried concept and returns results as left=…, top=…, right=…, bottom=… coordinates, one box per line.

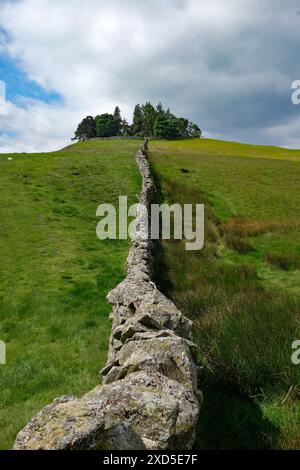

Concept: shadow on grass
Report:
left=149, top=158, right=280, bottom=450
left=195, top=384, right=279, bottom=450
left=153, top=238, right=280, bottom=449
left=152, top=238, right=174, bottom=295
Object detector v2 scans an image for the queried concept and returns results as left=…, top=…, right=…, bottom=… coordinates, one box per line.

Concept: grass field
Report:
left=149, top=138, right=300, bottom=449
left=0, top=139, right=141, bottom=449
left=1, top=136, right=299, bottom=450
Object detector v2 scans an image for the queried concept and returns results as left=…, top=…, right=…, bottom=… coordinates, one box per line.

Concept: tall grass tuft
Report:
left=265, top=252, right=300, bottom=271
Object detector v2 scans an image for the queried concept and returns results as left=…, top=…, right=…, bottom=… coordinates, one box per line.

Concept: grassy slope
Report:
left=0, top=139, right=141, bottom=449
left=149, top=138, right=300, bottom=449
left=151, top=139, right=300, bottom=295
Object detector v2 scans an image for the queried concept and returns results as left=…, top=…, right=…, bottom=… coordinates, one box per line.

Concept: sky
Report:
left=0, top=0, right=300, bottom=153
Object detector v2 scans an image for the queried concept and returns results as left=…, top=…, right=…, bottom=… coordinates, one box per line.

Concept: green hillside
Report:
left=0, top=139, right=141, bottom=449
left=1, top=136, right=299, bottom=450
left=149, top=138, right=300, bottom=449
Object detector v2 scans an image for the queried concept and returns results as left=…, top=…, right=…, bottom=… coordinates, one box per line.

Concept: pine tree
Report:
left=113, top=106, right=122, bottom=136
left=156, top=102, right=164, bottom=115
left=154, top=113, right=169, bottom=139
left=141, top=102, right=156, bottom=137
left=132, top=104, right=144, bottom=136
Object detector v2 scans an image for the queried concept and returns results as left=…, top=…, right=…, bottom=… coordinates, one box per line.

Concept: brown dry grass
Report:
left=220, top=217, right=300, bottom=238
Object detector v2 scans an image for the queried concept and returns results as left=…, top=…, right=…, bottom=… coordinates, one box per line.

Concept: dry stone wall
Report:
left=14, top=140, right=202, bottom=450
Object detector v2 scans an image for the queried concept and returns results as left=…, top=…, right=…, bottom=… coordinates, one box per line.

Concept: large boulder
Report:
left=14, top=371, right=200, bottom=450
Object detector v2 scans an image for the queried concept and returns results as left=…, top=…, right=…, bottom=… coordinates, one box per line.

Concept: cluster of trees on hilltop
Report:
left=73, top=103, right=201, bottom=141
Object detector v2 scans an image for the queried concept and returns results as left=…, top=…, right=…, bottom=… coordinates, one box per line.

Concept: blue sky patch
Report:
left=0, top=54, right=62, bottom=106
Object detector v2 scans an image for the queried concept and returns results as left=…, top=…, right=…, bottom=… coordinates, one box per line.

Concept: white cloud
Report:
left=0, top=98, right=78, bottom=152
left=0, top=0, right=300, bottom=152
